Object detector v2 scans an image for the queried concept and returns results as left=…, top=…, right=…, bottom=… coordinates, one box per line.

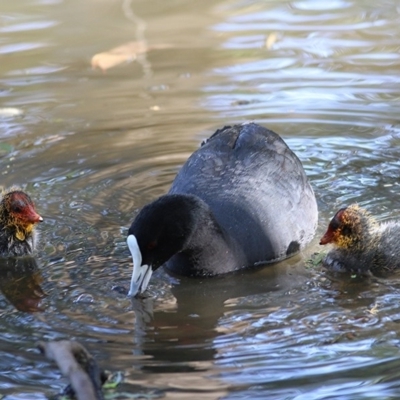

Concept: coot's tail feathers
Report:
left=201, top=125, right=232, bottom=146
left=200, top=122, right=287, bottom=152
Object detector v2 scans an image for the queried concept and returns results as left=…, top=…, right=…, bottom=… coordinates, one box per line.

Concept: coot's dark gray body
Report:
left=166, top=123, right=318, bottom=276
left=127, top=122, right=318, bottom=296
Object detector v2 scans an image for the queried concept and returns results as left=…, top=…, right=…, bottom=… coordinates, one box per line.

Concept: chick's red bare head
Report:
left=3, top=190, right=43, bottom=227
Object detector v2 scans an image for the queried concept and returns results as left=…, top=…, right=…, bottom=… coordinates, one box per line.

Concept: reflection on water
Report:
left=1, top=0, right=400, bottom=398
left=0, top=257, right=46, bottom=312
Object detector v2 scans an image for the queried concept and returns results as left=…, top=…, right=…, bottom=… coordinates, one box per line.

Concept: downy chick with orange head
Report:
left=319, top=204, right=400, bottom=274
left=0, top=188, right=43, bottom=256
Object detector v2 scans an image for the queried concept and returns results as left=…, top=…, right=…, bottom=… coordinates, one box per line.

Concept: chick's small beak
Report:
left=25, top=207, right=43, bottom=224
left=319, top=229, right=333, bottom=245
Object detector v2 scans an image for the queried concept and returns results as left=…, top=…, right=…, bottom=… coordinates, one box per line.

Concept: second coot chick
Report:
left=320, top=204, right=400, bottom=274
left=0, top=188, right=43, bottom=256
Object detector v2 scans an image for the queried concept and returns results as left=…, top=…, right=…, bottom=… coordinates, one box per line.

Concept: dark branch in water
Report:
left=37, top=340, right=105, bottom=400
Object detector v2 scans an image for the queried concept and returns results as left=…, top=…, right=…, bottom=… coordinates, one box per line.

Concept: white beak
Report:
left=127, top=234, right=153, bottom=297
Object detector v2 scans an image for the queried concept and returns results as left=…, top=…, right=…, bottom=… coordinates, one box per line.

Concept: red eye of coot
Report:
left=147, top=241, right=157, bottom=250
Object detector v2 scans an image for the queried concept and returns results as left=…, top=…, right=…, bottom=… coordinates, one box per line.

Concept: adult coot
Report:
left=320, top=204, right=400, bottom=274
left=127, top=123, right=318, bottom=296
left=0, top=188, right=43, bottom=256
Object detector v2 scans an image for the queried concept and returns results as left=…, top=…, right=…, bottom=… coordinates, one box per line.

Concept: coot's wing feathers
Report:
left=170, top=123, right=318, bottom=266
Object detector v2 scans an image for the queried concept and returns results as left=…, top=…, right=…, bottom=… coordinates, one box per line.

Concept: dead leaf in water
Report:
left=368, top=303, right=379, bottom=315
left=91, top=41, right=172, bottom=72
left=264, top=32, right=278, bottom=50
left=91, top=41, right=147, bottom=71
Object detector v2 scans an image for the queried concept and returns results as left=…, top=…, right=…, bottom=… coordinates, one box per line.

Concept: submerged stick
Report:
left=37, top=340, right=105, bottom=400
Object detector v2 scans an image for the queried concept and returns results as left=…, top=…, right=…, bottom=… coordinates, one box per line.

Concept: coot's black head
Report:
left=127, top=194, right=201, bottom=296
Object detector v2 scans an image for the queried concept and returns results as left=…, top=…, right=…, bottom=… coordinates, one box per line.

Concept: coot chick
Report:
left=0, top=188, right=43, bottom=256
left=320, top=204, right=400, bottom=274
left=127, top=123, right=318, bottom=296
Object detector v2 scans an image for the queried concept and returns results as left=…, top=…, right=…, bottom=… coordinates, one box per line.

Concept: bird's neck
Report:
left=166, top=205, right=245, bottom=276
left=0, top=217, right=36, bottom=256
left=352, top=214, right=380, bottom=252
left=1, top=219, right=34, bottom=242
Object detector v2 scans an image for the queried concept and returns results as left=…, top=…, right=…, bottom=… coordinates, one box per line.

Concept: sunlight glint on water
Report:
left=0, top=0, right=400, bottom=399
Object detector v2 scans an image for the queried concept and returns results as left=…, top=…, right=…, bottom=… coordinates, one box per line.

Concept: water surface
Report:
left=1, top=0, right=400, bottom=399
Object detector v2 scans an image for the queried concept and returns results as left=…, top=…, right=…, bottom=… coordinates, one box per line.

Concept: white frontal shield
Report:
left=127, top=234, right=153, bottom=296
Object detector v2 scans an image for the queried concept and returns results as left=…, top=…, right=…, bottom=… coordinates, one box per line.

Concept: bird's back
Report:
left=377, top=222, right=400, bottom=271
left=169, top=123, right=318, bottom=267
